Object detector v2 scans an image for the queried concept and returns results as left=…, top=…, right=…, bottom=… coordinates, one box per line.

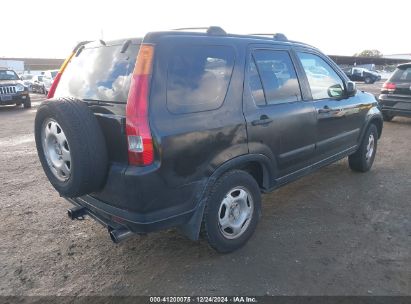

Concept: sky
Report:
left=2, top=0, right=410, bottom=59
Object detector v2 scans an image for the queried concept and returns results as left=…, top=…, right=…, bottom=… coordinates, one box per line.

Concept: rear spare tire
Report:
left=35, top=99, right=108, bottom=197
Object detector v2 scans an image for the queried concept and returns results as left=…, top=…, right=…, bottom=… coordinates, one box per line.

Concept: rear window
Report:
left=54, top=42, right=139, bottom=103
left=166, top=45, right=235, bottom=114
left=390, top=66, right=411, bottom=82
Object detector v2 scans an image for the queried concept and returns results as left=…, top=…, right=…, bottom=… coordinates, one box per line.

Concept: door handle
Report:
left=318, top=106, right=331, bottom=114
left=251, top=115, right=273, bottom=126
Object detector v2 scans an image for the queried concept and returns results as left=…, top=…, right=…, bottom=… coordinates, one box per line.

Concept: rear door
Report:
left=243, top=45, right=317, bottom=177
left=53, top=40, right=140, bottom=164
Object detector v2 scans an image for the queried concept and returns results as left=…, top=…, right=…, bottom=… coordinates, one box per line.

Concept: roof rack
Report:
left=172, top=26, right=227, bottom=36
left=248, top=33, right=288, bottom=41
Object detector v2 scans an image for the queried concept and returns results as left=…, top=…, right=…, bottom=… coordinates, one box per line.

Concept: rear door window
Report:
left=166, top=45, right=235, bottom=114
left=54, top=42, right=140, bottom=103
left=251, top=50, right=302, bottom=105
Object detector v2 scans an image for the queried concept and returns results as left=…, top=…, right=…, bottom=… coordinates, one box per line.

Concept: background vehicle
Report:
left=42, top=70, right=58, bottom=95
left=379, top=62, right=411, bottom=121
left=21, top=74, right=35, bottom=91
left=31, top=75, right=47, bottom=94
left=35, top=28, right=383, bottom=253
left=0, top=69, right=31, bottom=108
left=343, top=67, right=381, bottom=84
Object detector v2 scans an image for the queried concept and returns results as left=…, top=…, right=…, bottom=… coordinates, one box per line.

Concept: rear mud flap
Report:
left=178, top=199, right=206, bottom=241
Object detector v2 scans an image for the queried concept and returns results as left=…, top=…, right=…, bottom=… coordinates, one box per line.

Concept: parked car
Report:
left=379, top=62, right=411, bottom=121
left=31, top=75, right=47, bottom=94
left=42, top=70, right=58, bottom=95
left=343, top=67, right=381, bottom=84
left=21, top=74, right=35, bottom=91
left=34, top=27, right=383, bottom=253
left=0, top=69, right=31, bottom=108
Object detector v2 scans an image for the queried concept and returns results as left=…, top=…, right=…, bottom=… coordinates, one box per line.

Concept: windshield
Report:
left=54, top=42, right=140, bottom=103
left=51, top=71, right=58, bottom=78
left=0, top=70, right=19, bottom=80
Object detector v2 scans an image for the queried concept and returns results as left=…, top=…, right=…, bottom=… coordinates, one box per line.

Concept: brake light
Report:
left=382, top=82, right=396, bottom=92
left=46, top=52, right=75, bottom=99
left=126, top=44, right=155, bottom=166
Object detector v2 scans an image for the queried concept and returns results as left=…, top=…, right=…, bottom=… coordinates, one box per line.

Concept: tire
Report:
left=23, top=97, right=31, bottom=109
left=382, top=112, right=394, bottom=122
left=349, top=124, right=378, bottom=172
left=34, top=99, right=108, bottom=197
left=203, top=170, right=261, bottom=253
left=364, top=77, right=372, bottom=84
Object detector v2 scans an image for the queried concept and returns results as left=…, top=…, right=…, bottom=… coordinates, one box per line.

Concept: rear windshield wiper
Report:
left=120, top=40, right=132, bottom=53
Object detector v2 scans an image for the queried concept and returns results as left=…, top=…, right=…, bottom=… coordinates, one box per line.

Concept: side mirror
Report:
left=346, top=81, right=357, bottom=97
left=327, top=84, right=344, bottom=98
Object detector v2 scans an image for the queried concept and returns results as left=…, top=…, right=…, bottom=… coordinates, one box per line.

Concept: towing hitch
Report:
left=67, top=206, right=87, bottom=220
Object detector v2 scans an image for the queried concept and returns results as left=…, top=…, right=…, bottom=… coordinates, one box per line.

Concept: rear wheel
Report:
left=364, top=77, right=372, bottom=84
left=382, top=112, right=394, bottom=122
left=203, top=170, right=261, bottom=253
left=35, top=99, right=108, bottom=197
left=349, top=124, right=378, bottom=172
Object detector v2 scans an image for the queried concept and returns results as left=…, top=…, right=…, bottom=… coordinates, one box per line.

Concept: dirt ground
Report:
left=0, top=88, right=410, bottom=296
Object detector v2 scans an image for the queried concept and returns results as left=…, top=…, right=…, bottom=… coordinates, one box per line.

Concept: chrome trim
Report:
left=0, top=86, right=17, bottom=95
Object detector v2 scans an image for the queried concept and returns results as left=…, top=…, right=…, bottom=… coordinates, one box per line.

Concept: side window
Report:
left=297, top=52, right=345, bottom=100
left=400, top=68, right=411, bottom=81
left=166, top=45, right=235, bottom=114
left=251, top=50, right=302, bottom=105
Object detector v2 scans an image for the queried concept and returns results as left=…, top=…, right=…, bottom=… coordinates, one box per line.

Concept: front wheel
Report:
left=364, top=77, right=372, bottom=84
left=23, top=97, right=31, bottom=109
left=349, top=124, right=378, bottom=172
left=203, top=170, right=261, bottom=253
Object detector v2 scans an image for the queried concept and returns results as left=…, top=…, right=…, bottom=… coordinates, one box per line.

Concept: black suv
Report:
left=0, top=69, right=31, bottom=108
left=35, top=27, right=383, bottom=253
left=379, top=63, right=411, bottom=121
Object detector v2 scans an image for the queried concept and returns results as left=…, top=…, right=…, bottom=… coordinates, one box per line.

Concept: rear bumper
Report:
left=65, top=194, right=198, bottom=233
left=379, top=94, right=411, bottom=117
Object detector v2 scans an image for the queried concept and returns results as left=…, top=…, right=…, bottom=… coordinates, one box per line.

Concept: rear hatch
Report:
left=382, top=65, right=411, bottom=97
left=53, top=39, right=141, bottom=164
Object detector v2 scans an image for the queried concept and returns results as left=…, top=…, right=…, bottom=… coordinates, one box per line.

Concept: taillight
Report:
left=47, top=52, right=74, bottom=99
left=382, top=82, right=396, bottom=92
left=126, top=44, right=155, bottom=166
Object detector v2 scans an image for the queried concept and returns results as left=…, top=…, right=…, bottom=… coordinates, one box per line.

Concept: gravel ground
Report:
left=0, top=90, right=410, bottom=296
